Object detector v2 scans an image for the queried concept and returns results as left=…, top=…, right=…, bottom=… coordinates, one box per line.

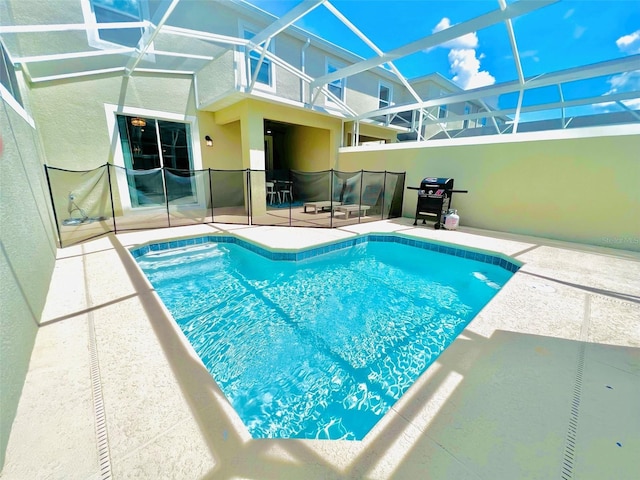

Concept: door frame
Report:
left=104, top=103, right=204, bottom=213
left=264, top=134, right=274, bottom=173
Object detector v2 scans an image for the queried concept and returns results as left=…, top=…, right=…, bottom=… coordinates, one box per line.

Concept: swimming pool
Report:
left=132, top=234, right=519, bottom=440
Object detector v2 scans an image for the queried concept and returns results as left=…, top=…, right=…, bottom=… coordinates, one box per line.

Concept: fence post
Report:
left=247, top=169, right=252, bottom=225
left=381, top=170, right=387, bottom=220
left=44, top=165, right=63, bottom=249
left=288, top=168, right=292, bottom=227
left=208, top=168, right=214, bottom=223
left=163, top=168, right=171, bottom=227
left=329, top=169, right=334, bottom=229
left=399, top=173, right=406, bottom=218
left=106, top=163, right=118, bottom=233
left=358, top=169, right=364, bottom=224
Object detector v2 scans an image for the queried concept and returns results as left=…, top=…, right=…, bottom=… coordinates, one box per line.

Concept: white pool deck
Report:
left=3, top=219, right=639, bottom=479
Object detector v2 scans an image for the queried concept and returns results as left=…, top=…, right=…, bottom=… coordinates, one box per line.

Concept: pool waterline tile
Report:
left=129, top=233, right=522, bottom=274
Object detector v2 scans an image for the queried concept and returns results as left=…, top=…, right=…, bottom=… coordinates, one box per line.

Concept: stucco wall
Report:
left=195, top=51, right=237, bottom=107
left=288, top=124, right=331, bottom=171
left=343, top=71, right=404, bottom=116
left=29, top=72, right=197, bottom=171
left=216, top=98, right=343, bottom=170
left=344, top=121, right=397, bottom=146
left=200, top=115, right=243, bottom=170
left=0, top=100, right=57, bottom=470
left=338, top=127, right=640, bottom=252
left=274, top=35, right=304, bottom=103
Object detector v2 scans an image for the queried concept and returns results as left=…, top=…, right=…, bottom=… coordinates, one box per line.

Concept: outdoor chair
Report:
left=266, top=182, right=280, bottom=204
left=277, top=180, right=293, bottom=203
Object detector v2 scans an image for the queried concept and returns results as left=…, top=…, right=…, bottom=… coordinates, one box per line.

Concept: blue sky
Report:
left=247, top=0, right=640, bottom=114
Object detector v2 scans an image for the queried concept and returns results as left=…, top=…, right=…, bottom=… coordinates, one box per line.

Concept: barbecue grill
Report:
left=407, top=177, right=467, bottom=229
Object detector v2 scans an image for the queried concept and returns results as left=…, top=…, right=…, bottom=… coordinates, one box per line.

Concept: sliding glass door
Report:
left=116, top=115, right=195, bottom=208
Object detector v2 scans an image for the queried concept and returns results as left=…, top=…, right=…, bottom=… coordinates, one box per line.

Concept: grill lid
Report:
left=420, top=177, right=454, bottom=188
left=419, top=177, right=454, bottom=194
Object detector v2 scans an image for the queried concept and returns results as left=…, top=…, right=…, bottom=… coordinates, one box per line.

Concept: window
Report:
left=116, top=114, right=194, bottom=207
left=463, top=104, right=470, bottom=129
left=327, top=62, right=345, bottom=102
left=243, top=29, right=272, bottom=87
left=379, top=84, right=391, bottom=109
left=83, top=0, right=148, bottom=48
left=480, top=117, right=487, bottom=126
left=1, top=42, right=22, bottom=107
left=437, top=104, right=448, bottom=128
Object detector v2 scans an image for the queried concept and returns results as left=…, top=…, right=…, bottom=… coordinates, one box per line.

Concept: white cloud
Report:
left=607, top=70, right=640, bottom=92
left=597, top=34, right=640, bottom=111
left=620, top=98, right=640, bottom=110
left=563, top=8, right=575, bottom=20
left=573, top=25, right=586, bottom=39
left=598, top=70, right=640, bottom=111
left=519, top=50, right=540, bottom=62
left=430, top=17, right=494, bottom=90
left=616, top=30, right=640, bottom=54
left=449, top=48, right=496, bottom=90
left=432, top=17, right=478, bottom=49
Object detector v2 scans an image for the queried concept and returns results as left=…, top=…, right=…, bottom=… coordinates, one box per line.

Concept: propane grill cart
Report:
left=407, top=177, right=468, bottom=229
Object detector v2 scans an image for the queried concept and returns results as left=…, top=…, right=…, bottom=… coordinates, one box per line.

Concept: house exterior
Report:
left=1, top=0, right=430, bottom=224
left=2, top=0, right=505, bottom=232
left=2, top=0, right=506, bottom=176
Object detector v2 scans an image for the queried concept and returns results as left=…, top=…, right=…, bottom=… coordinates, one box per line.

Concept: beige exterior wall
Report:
left=0, top=100, right=57, bottom=469
left=171, top=0, right=242, bottom=36
left=185, top=1, right=401, bottom=111
left=288, top=124, right=331, bottom=171
left=344, top=71, right=404, bottom=115
left=409, top=78, right=448, bottom=101
left=26, top=72, right=203, bottom=219
left=200, top=114, right=243, bottom=170
left=338, top=128, right=640, bottom=252
left=274, top=35, right=304, bottom=103
left=344, top=121, right=398, bottom=146
left=29, top=72, right=197, bottom=170
left=195, top=51, right=237, bottom=107
left=2, top=0, right=85, bottom=55
left=216, top=98, right=342, bottom=170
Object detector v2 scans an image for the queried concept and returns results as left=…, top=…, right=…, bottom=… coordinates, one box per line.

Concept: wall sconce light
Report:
left=205, top=135, right=213, bottom=147
left=131, top=117, right=146, bottom=127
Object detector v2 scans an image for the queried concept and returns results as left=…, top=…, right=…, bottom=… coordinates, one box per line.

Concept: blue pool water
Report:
left=134, top=236, right=516, bottom=440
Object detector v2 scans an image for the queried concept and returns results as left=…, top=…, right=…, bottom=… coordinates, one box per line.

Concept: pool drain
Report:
left=561, top=341, right=585, bottom=479
left=89, top=316, right=112, bottom=479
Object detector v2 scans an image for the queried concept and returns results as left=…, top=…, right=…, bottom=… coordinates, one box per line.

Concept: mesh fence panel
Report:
left=111, top=165, right=170, bottom=232
left=331, top=170, right=363, bottom=226
left=45, top=165, right=405, bottom=246
left=385, top=171, right=406, bottom=219
left=46, top=165, right=115, bottom=247
left=253, top=169, right=291, bottom=227
left=166, top=168, right=212, bottom=227
left=290, top=170, right=334, bottom=227
left=210, top=169, right=249, bottom=225
left=291, top=170, right=333, bottom=203
left=361, top=171, right=385, bottom=221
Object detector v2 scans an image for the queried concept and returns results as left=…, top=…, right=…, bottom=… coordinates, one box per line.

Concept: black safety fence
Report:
left=45, top=164, right=405, bottom=247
